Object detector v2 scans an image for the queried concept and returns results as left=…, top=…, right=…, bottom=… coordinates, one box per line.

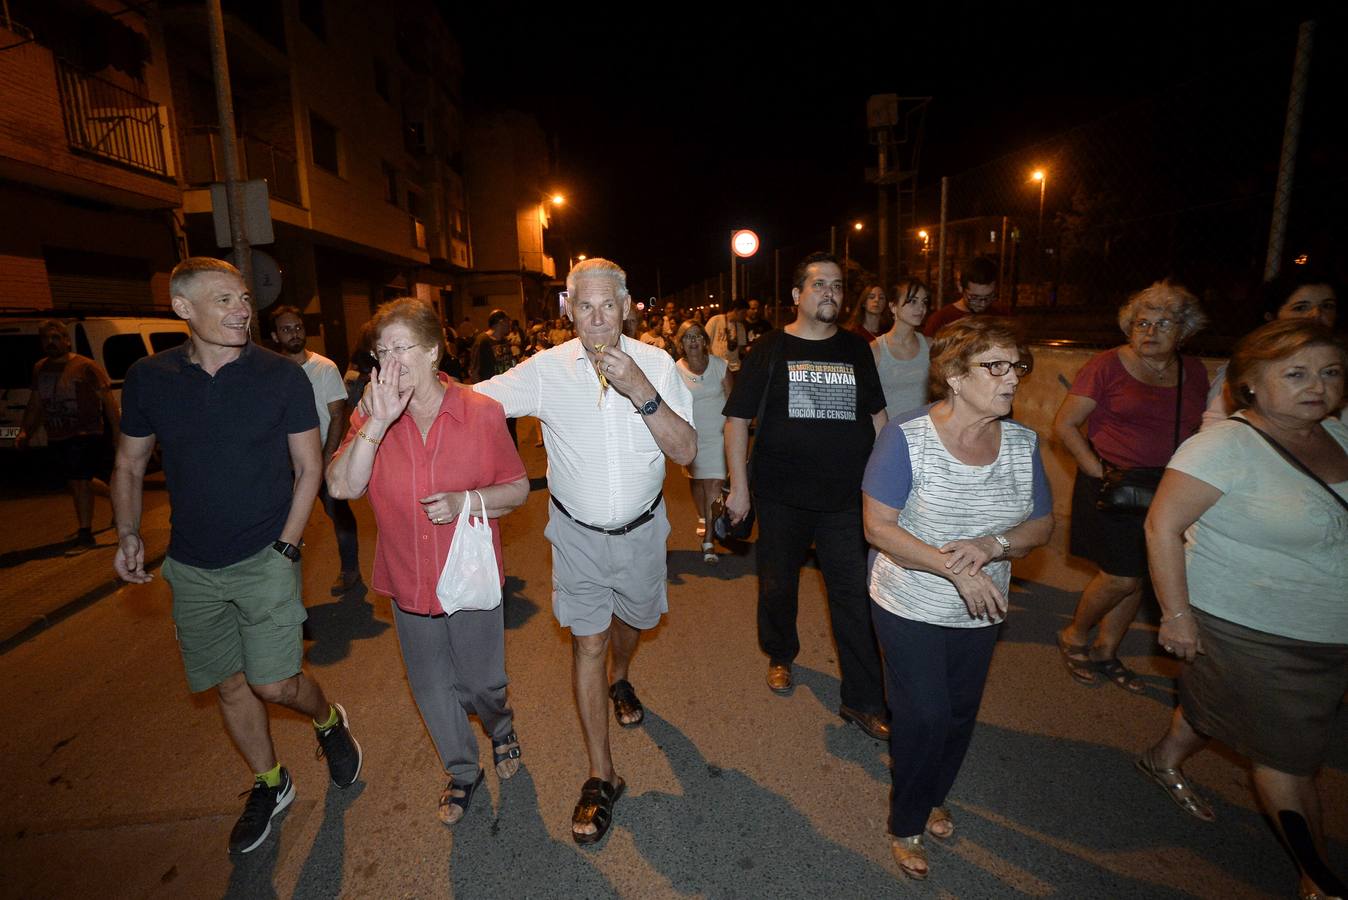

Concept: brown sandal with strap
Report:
left=571, top=776, right=625, bottom=845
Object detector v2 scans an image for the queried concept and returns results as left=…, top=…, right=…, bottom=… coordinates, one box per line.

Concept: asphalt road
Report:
left=1, top=436, right=1344, bottom=899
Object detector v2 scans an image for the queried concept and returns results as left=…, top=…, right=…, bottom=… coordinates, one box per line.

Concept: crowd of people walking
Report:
left=103, top=251, right=1344, bottom=896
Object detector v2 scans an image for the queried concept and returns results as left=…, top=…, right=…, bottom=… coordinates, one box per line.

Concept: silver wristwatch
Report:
left=992, top=534, right=1011, bottom=558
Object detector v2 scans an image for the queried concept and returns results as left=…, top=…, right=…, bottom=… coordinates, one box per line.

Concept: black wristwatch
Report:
left=273, top=540, right=302, bottom=562
left=634, top=393, right=663, bottom=416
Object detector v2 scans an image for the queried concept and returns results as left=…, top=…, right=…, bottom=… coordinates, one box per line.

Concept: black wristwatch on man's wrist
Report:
left=634, top=393, right=663, bottom=416
left=273, top=540, right=302, bottom=562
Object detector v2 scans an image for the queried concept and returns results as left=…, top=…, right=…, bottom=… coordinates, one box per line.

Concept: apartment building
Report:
left=162, top=0, right=470, bottom=364
left=0, top=0, right=182, bottom=311
left=1, top=0, right=556, bottom=365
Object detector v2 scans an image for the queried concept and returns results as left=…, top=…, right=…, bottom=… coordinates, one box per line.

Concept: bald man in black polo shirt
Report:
left=111, top=257, right=363, bottom=855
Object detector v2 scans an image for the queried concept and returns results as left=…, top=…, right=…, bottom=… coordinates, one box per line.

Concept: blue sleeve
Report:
left=862, top=419, right=914, bottom=509
left=1030, top=439, right=1052, bottom=518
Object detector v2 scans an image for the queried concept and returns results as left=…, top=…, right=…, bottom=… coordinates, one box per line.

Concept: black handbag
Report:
left=713, top=338, right=780, bottom=545
left=1095, top=357, right=1185, bottom=514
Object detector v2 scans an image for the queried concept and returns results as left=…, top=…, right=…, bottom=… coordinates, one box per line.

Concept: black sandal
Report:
left=492, top=731, right=522, bottom=780
left=437, top=767, right=484, bottom=827
left=608, top=679, right=645, bottom=728
left=1095, top=657, right=1146, bottom=694
left=571, top=776, right=625, bottom=845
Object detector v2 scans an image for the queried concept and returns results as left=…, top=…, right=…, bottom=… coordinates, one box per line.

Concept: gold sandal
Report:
left=1135, top=749, right=1215, bottom=822
left=890, top=835, right=928, bottom=880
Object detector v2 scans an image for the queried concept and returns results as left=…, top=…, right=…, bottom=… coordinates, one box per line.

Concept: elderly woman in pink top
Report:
left=328, top=298, right=529, bottom=828
left=1052, top=280, right=1209, bottom=692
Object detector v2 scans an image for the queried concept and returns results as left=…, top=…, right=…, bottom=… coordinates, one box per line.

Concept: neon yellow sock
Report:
left=256, top=763, right=282, bottom=788
left=313, top=705, right=338, bottom=730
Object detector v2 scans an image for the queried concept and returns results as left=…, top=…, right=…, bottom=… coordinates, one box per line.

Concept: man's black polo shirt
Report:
left=121, top=341, right=318, bottom=569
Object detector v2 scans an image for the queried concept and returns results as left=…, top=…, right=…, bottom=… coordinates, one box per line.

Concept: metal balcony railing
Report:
left=55, top=59, right=170, bottom=178
left=182, top=125, right=301, bottom=204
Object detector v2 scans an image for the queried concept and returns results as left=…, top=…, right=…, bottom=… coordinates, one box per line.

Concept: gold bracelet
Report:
left=356, top=429, right=381, bottom=446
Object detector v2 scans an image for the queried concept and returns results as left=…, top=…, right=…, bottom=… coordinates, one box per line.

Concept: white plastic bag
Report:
left=435, top=491, right=502, bottom=615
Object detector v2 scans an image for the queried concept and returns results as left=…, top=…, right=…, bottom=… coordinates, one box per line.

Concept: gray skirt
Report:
left=1181, top=608, right=1348, bottom=776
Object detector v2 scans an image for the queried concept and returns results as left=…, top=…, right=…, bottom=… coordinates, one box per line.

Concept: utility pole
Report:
left=205, top=0, right=256, bottom=335
left=1264, top=20, right=1315, bottom=281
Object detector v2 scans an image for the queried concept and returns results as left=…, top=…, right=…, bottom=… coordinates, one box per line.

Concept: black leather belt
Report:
left=551, top=493, right=662, bottom=536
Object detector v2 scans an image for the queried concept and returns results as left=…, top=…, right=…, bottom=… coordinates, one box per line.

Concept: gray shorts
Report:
left=544, top=498, right=670, bottom=636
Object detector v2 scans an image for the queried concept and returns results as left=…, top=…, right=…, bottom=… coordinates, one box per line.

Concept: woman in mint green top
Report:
left=871, top=279, right=932, bottom=421
left=1139, top=320, right=1347, bottom=900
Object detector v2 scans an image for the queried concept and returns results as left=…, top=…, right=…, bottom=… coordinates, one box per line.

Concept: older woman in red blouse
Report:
left=328, top=298, right=529, bottom=828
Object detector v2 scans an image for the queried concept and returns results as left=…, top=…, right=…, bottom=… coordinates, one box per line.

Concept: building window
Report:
left=309, top=111, right=339, bottom=174
left=406, top=189, right=423, bottom=220
left=298, top=0, right=326, bottom=39
left=472, top=295, right=488, bottom=308
left=373, top=58, right=391, bottom=102
left=382, top=161, right=398, bottom=205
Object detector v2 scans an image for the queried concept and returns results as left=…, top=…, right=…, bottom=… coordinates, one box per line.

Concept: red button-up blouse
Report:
left=339, top=377, right=527, bottom=615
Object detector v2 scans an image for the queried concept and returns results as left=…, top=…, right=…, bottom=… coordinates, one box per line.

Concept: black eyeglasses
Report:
left=974, top=360, right=1031, bottom=377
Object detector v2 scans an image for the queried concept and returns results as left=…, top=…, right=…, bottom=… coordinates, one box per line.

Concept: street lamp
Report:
left=1030, top=169, right=1046, bottom=302
left=844, top=221, right=864, bottom=299
left=918, top=229, right=931, bottom=284
left=550, top=193, right=565, bottom=206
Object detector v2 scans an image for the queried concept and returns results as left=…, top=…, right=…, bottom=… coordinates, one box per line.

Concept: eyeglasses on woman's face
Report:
left=1132, top=317, right=1177, bottom=333
left=974, top=360, right=1032, bottom=377
left=374, top=344, right=426, bottom=361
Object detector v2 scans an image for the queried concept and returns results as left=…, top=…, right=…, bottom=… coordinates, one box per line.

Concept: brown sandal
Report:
left=1056, top=630, right=1097, bottom=685
left=890, top=835, right=928, bottom=880
left=926, top=806, right=955, bottom=840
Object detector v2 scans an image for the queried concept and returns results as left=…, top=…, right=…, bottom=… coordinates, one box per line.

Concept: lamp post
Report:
left=918, top=229, right=930, bottom=286
left=844, top=220, right=863, bottom=300
left=1030, top=169, right=1046, bottom=303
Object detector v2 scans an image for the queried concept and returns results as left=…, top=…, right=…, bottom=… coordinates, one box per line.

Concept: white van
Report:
left=0, top=316, right=191, bottom=448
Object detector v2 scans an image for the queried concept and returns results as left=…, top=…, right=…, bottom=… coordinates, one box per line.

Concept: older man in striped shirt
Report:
left=474, top=257, right=695, bottom=846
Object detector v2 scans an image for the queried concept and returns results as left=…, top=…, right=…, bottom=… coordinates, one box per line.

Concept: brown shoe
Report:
left=766, top=663, right=793, bottom=694
left=839, top=705, right=890, bottom=740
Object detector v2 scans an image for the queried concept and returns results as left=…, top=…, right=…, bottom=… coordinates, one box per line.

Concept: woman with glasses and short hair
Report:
left=863, top=317, right=1054, bottom=880
left=1053, top=280, right=1209, bottom=692
left=327, top=297, right=530, bottom=828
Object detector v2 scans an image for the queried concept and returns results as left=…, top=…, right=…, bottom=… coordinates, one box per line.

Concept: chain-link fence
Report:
left=669, top=20, right=1345, bottom=351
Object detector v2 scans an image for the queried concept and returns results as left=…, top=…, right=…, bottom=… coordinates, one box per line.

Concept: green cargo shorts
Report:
left=162, top=544, right=307, bottom=692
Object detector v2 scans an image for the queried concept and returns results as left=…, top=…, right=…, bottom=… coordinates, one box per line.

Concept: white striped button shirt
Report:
left=474, top=335, right=693, bottom=529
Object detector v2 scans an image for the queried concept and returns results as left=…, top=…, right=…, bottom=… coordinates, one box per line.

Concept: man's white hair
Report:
left=565, top=257, right=630, bottom=300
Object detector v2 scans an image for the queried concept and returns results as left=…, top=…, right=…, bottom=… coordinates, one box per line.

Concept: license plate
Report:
left=0, top=427, right=19, bottom=439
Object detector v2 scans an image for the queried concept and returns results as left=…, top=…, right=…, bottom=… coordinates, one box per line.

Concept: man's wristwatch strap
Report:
left=273, top=540, right=302, bottom=562
left=634, top=393, right=663, bottom=416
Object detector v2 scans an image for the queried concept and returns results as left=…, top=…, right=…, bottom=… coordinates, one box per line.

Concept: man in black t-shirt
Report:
left=111, top=258, right=362, bottom=855
left=743, top=297, right=774, bottom=351
left=723, top=252, right=890, bottom=741
left=472, top=309, right=518, bottom=443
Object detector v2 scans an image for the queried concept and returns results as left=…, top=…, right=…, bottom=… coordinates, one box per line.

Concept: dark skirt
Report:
left=1181, top=609, right=1348, bottom=776
left=1068, top=470, right=1149, bottom=578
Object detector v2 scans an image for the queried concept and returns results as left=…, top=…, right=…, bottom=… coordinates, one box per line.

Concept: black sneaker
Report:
left=315, top=702, right=362, bottom=787
left=229, top=767, right=295, bottom=854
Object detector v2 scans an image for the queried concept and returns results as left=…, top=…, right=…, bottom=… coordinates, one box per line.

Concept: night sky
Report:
left=452, top=2, right=1317, bottom=295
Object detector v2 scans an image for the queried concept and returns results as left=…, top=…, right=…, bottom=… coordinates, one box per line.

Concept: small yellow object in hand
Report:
left=594, top=344, right=609, bottom=404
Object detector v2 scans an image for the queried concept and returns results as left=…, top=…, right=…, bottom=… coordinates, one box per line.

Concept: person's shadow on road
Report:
left=625, top=708, right=895, bottom=895
left=447, top=766, right=615, bottom=896
left=303, top=582, right=389, bottom=666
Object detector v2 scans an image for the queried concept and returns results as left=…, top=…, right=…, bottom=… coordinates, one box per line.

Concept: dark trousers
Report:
left=872, top=603, right=1000, bottom=837
left=755, top=494, right=885, bottom=714
left=319, top=482, right=360, bottom=574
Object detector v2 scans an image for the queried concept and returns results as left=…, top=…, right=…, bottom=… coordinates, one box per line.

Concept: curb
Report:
left=0, top=550, right=168, bottom=655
